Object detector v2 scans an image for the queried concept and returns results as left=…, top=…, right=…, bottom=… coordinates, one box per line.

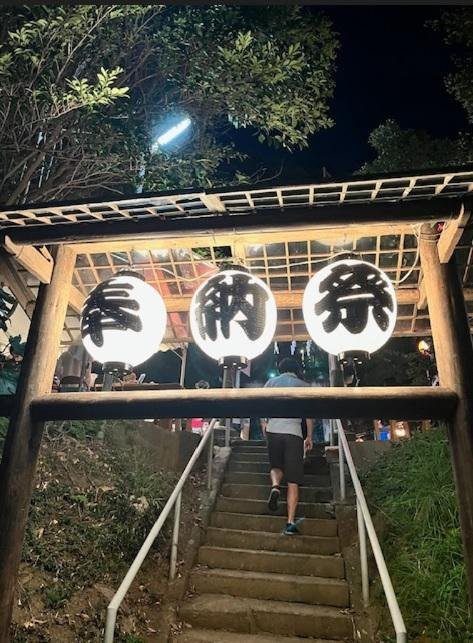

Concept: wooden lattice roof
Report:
left=1, top=166, right=473, bottom=346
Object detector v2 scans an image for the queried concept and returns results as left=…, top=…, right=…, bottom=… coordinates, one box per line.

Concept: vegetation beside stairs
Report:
left=0, top=419, right=206, bottom=643
left=364, top=427, right=471, bottom=642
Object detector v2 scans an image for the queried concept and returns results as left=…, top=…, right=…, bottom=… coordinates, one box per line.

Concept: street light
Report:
left=151, top=116, right=192, bottom=153
left=303, top=258, right=397, bottom=361
left=81, top=270, right=167, bottom=379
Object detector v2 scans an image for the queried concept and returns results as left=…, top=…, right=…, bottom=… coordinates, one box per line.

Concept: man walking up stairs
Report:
left=174, top=440, right=354, bottom=642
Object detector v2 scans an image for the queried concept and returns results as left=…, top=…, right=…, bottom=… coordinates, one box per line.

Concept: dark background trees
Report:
left=0, top=5, right=338, bottom=205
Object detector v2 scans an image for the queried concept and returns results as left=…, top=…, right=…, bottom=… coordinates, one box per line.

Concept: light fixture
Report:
left=189, top=265, right=277, bottom=367
left=81, top=270, right=167, bottom=374
left=152, top=117, right=191, bottom=152
left=417, top=339, right=431, bottom=355
left=303, top=258, right=397, bottom=359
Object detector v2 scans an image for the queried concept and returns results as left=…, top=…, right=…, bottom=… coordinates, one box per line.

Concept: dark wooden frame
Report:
left=0, top=198, right=472, bottom=640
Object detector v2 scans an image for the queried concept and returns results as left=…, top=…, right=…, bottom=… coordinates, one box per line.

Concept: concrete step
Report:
left=225, top=471, right=331, bottom=487
left=231, top=453, right=327, bottom=467
left=179, top=594, right=353, bottom=639
left=232, top=444, right=325, bottom=455
left=221, top=483, right=332, bottom=503
left=191, top=568, right=349, bottom=608
left=228, top=460, right=329, bottom=475
left=198, top=546, right=345, bottom=579
left=205, top=527, right=340, bottom=555
left=216, top=496, right=335, bottom=519
left=210, top=512, right=337, bottom=537
left=173, top=627, right=343, bottom=642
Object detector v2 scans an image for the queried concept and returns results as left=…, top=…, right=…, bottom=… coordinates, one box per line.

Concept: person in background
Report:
left=261, top=357, right=314, bottom=536
left=0, top=335, right=26, bottom=394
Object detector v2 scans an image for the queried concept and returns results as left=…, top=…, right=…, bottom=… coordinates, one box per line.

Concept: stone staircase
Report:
left=174, top=440, right=354, bottom=642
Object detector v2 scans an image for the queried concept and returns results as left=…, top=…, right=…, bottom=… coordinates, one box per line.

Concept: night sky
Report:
left=232, top=6, right=468, bottom=182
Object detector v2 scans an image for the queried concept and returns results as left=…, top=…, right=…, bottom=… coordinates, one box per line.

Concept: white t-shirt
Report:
left=264, top=372, right=307, bottom=438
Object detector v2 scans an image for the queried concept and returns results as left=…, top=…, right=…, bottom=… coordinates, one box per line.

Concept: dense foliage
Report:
left=0, top=5, right=338, bottom=204
left=364, top=429, right=471, bottom=641
left=360, top=8, right=473, bottom=174
left=358, top=119, right=473, bottom=174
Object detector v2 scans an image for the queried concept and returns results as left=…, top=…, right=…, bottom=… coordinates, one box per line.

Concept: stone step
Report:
left=179, top=594, right=353, bottom=640
left=173, top=627, right=342, bottom=642
left=228, top=460, right=329, bottom=475
left=216, top=496, right=335, bottom=519
left=191, top=568, right=349, bottom=608
left=205, top=527, right=340, bottom=555
left=210, top=512, right=337, bottom=537
left=232, top=444, right=325, bottom=455
left=225, top=471, right=331, bottom=487
left=198, top=546, right=345, bottom=579
left=221, top=483, right=332, bottom=503
left=231, top=453, right=327, bottom=467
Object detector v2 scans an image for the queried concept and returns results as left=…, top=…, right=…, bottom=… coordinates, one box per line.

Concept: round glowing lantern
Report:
left=81, top=270, right=167, bottom=373
left=189, top=267, right=277, bottom=366
left=303, top=258, right=397, bottom=359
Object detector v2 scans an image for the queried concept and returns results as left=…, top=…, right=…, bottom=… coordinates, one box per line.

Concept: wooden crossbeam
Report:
left=30, top=386, right=458, bottom=421
left=162, top=288, right=420, bottom=313
left=417, top=204, right=471, bottom=310
left=2, top=236, right=84, bottom=314
left=0, top=253, right=36, bottom=318
left=0, top=198, right=465, bottom=250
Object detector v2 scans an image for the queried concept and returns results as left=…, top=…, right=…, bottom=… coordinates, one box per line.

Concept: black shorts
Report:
left=266, top=433, right=304, bottom=485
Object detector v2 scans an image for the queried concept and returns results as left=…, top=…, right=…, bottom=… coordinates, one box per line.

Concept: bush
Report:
left=364, top=428, right=471, bottom=642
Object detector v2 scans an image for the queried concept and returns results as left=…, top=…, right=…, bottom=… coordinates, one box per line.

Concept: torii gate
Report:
left=0, top=167, right=473, bottom=640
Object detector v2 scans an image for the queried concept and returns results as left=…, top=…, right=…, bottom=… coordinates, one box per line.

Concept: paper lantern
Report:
left=81, top=271, right=166, bottom=372
left=189, top=268, right=277, bottom=365
left=303, top=259, right=397, bottom=357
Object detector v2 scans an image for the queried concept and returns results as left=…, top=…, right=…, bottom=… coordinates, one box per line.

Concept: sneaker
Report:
left=282, top=522, right=300, bottom=536
left=281, top=518, right=304, bottom=536
left=267, top=486, right=280, bottom=512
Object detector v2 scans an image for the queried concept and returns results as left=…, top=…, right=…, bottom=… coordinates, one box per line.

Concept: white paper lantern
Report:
left=190, top=268, right=277, bottom=364
left=81, top=271, right=167, bottom=371
left=303, top=259, right=397, bottom=357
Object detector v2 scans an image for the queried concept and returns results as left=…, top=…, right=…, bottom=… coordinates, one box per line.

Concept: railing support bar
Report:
left=338, top=425, right=346, bottom=501
left=357, top=497, right=370, bottom=607
left=207, top=426, right=214, bottom=490
left=169, top=491, right=182, bottom=581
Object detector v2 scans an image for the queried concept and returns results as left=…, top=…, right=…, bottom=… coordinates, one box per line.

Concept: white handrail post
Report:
left=225, top=417, right=231, bottom=447
left=338, top=425, right=346, bottom=501
left=207, top=423, right=214, bottom=490
left=169, top=491, right=182, bottom=581
left=104, top=606, right=117, bottom=643
left=357, top=497, right=370, bottom=607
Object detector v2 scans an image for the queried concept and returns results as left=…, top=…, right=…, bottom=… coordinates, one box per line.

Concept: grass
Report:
left=364, top=427, right=471, bottom=642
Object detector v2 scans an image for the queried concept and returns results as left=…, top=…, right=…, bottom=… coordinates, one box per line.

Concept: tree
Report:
left=0, top=6, right=339, bottom=205
left=432, top=8, right=473, bottom=124
left=359, top=8, right=473, bottom=174
left=358, top=119, right=473, bottom=174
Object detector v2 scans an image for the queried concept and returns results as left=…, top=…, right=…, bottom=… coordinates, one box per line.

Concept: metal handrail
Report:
left=104, top=419, right=217, bottom=643
left=336, top=418, right=407, bottom=643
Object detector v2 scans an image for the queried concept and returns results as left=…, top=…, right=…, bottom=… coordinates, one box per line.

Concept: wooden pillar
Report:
left=0, top=245, right=75, bottom=642
left=420, top=226, right=473, bottom=607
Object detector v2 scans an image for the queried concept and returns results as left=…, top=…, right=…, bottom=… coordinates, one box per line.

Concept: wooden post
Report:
left=0, top=245, right=75, bottom=642
left=420, top=226, right=473, bottom=607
